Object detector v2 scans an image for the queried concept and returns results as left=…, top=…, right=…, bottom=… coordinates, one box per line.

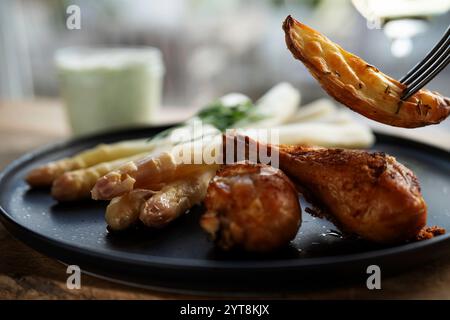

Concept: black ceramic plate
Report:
left=1, top=126, right=449, bottom=295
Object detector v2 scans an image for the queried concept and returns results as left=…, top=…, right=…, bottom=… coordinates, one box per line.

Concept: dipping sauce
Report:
left=56, top=47, right=164, bottom=136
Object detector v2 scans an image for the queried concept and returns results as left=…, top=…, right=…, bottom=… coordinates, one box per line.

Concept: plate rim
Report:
left=1, top=125, right=449, bottom=272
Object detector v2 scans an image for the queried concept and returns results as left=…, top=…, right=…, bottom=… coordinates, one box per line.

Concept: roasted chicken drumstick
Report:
left=283, top=15, right=450, bottom=128
left=201, top=162, right=301, bottom=252
left=278, top=145, right=426, bottom=243
left=229, top=135, right=427, bottom=244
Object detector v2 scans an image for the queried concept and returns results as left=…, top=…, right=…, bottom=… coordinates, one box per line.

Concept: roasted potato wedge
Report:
left=283, top=15, right=450, bottom=128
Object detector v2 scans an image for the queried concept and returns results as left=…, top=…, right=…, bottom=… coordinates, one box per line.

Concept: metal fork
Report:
left=400, top=25, right=450, bottom=100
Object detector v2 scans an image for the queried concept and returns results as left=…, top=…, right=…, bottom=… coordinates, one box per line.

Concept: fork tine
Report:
left=406, top=44, right=450, bottom=88
left=400, top=25, right=450, bottom=84
left=401, top=47, right=450, bottom=100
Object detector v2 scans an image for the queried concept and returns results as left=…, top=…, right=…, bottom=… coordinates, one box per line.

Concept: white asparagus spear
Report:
left=240, top=121, right=374, bottom=148
left=236, top=82, right=301, bottom=128
left=106, top=189, right=155, bottom=231
left=91, top=146, right=217, bottom=200
left=51, top=152, right=149, bottom=202
left=140, top=167, right=218, bottom=228
left=276, top=122, right=374, bottom=148
left=26, top=138, right=165, bottom=187
left=313, top=109, right=359, bottom=124
left=284, top=98, right=336, bottom=124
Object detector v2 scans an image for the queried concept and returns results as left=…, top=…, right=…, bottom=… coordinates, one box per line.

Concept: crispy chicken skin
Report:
left=200, top=162, right=301, bottom=252
left=276, top=144, right=427, bottom=243
left=226, top=134, right=427, bottom=244
left=283, top=15, right=450, bottom=128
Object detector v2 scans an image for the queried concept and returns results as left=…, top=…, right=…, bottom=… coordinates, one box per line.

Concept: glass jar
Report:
left=55, top=47, right=165, bottom=136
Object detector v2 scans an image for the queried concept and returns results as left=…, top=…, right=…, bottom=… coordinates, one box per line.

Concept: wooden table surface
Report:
left=1, top=99, right=450, bottom=300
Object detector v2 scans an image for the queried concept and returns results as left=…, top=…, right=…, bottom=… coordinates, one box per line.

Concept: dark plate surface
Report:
left=1, top=126, right=450, bottom=295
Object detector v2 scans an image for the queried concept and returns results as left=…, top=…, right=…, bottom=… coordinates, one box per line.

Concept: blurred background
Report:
left=1, top=0, right=449, bottom=103
left=0, top=0, right=449, bottom=152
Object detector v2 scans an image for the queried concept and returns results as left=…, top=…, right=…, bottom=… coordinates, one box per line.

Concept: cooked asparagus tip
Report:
left=26, top=139, right=159, bottom=187
left=139, top=167, right=217, bottom=228
left=106, top=189, right=155, bottom=231
left=51, top=153, right=147, bottom=202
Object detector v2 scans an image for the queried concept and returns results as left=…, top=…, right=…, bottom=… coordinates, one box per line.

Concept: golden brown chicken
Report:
left=200, top=162, right=301, bottom=252
left=278, top=145, right=427, bottom=243
left=283, top=15, right=450, bottom=128
left=226, top=134, right=427, bottom=244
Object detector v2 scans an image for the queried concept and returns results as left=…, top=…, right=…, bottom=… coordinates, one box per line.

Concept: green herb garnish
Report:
left=196, top=99, right=263, bottom=131
left=147, top=98, right=265, bottom=144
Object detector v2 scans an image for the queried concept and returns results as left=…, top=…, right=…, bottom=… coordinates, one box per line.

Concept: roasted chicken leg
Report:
left=283, top=15, right=450, bottom=128
left=201, top=162, right=301, bottom=252
left=279, top=145, right=426, bottom=243
left=228, top=135, right=427, bottom=243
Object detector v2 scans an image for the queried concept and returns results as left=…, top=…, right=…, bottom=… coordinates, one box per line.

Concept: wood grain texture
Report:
left=1, top=99, right=450, bottom=299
